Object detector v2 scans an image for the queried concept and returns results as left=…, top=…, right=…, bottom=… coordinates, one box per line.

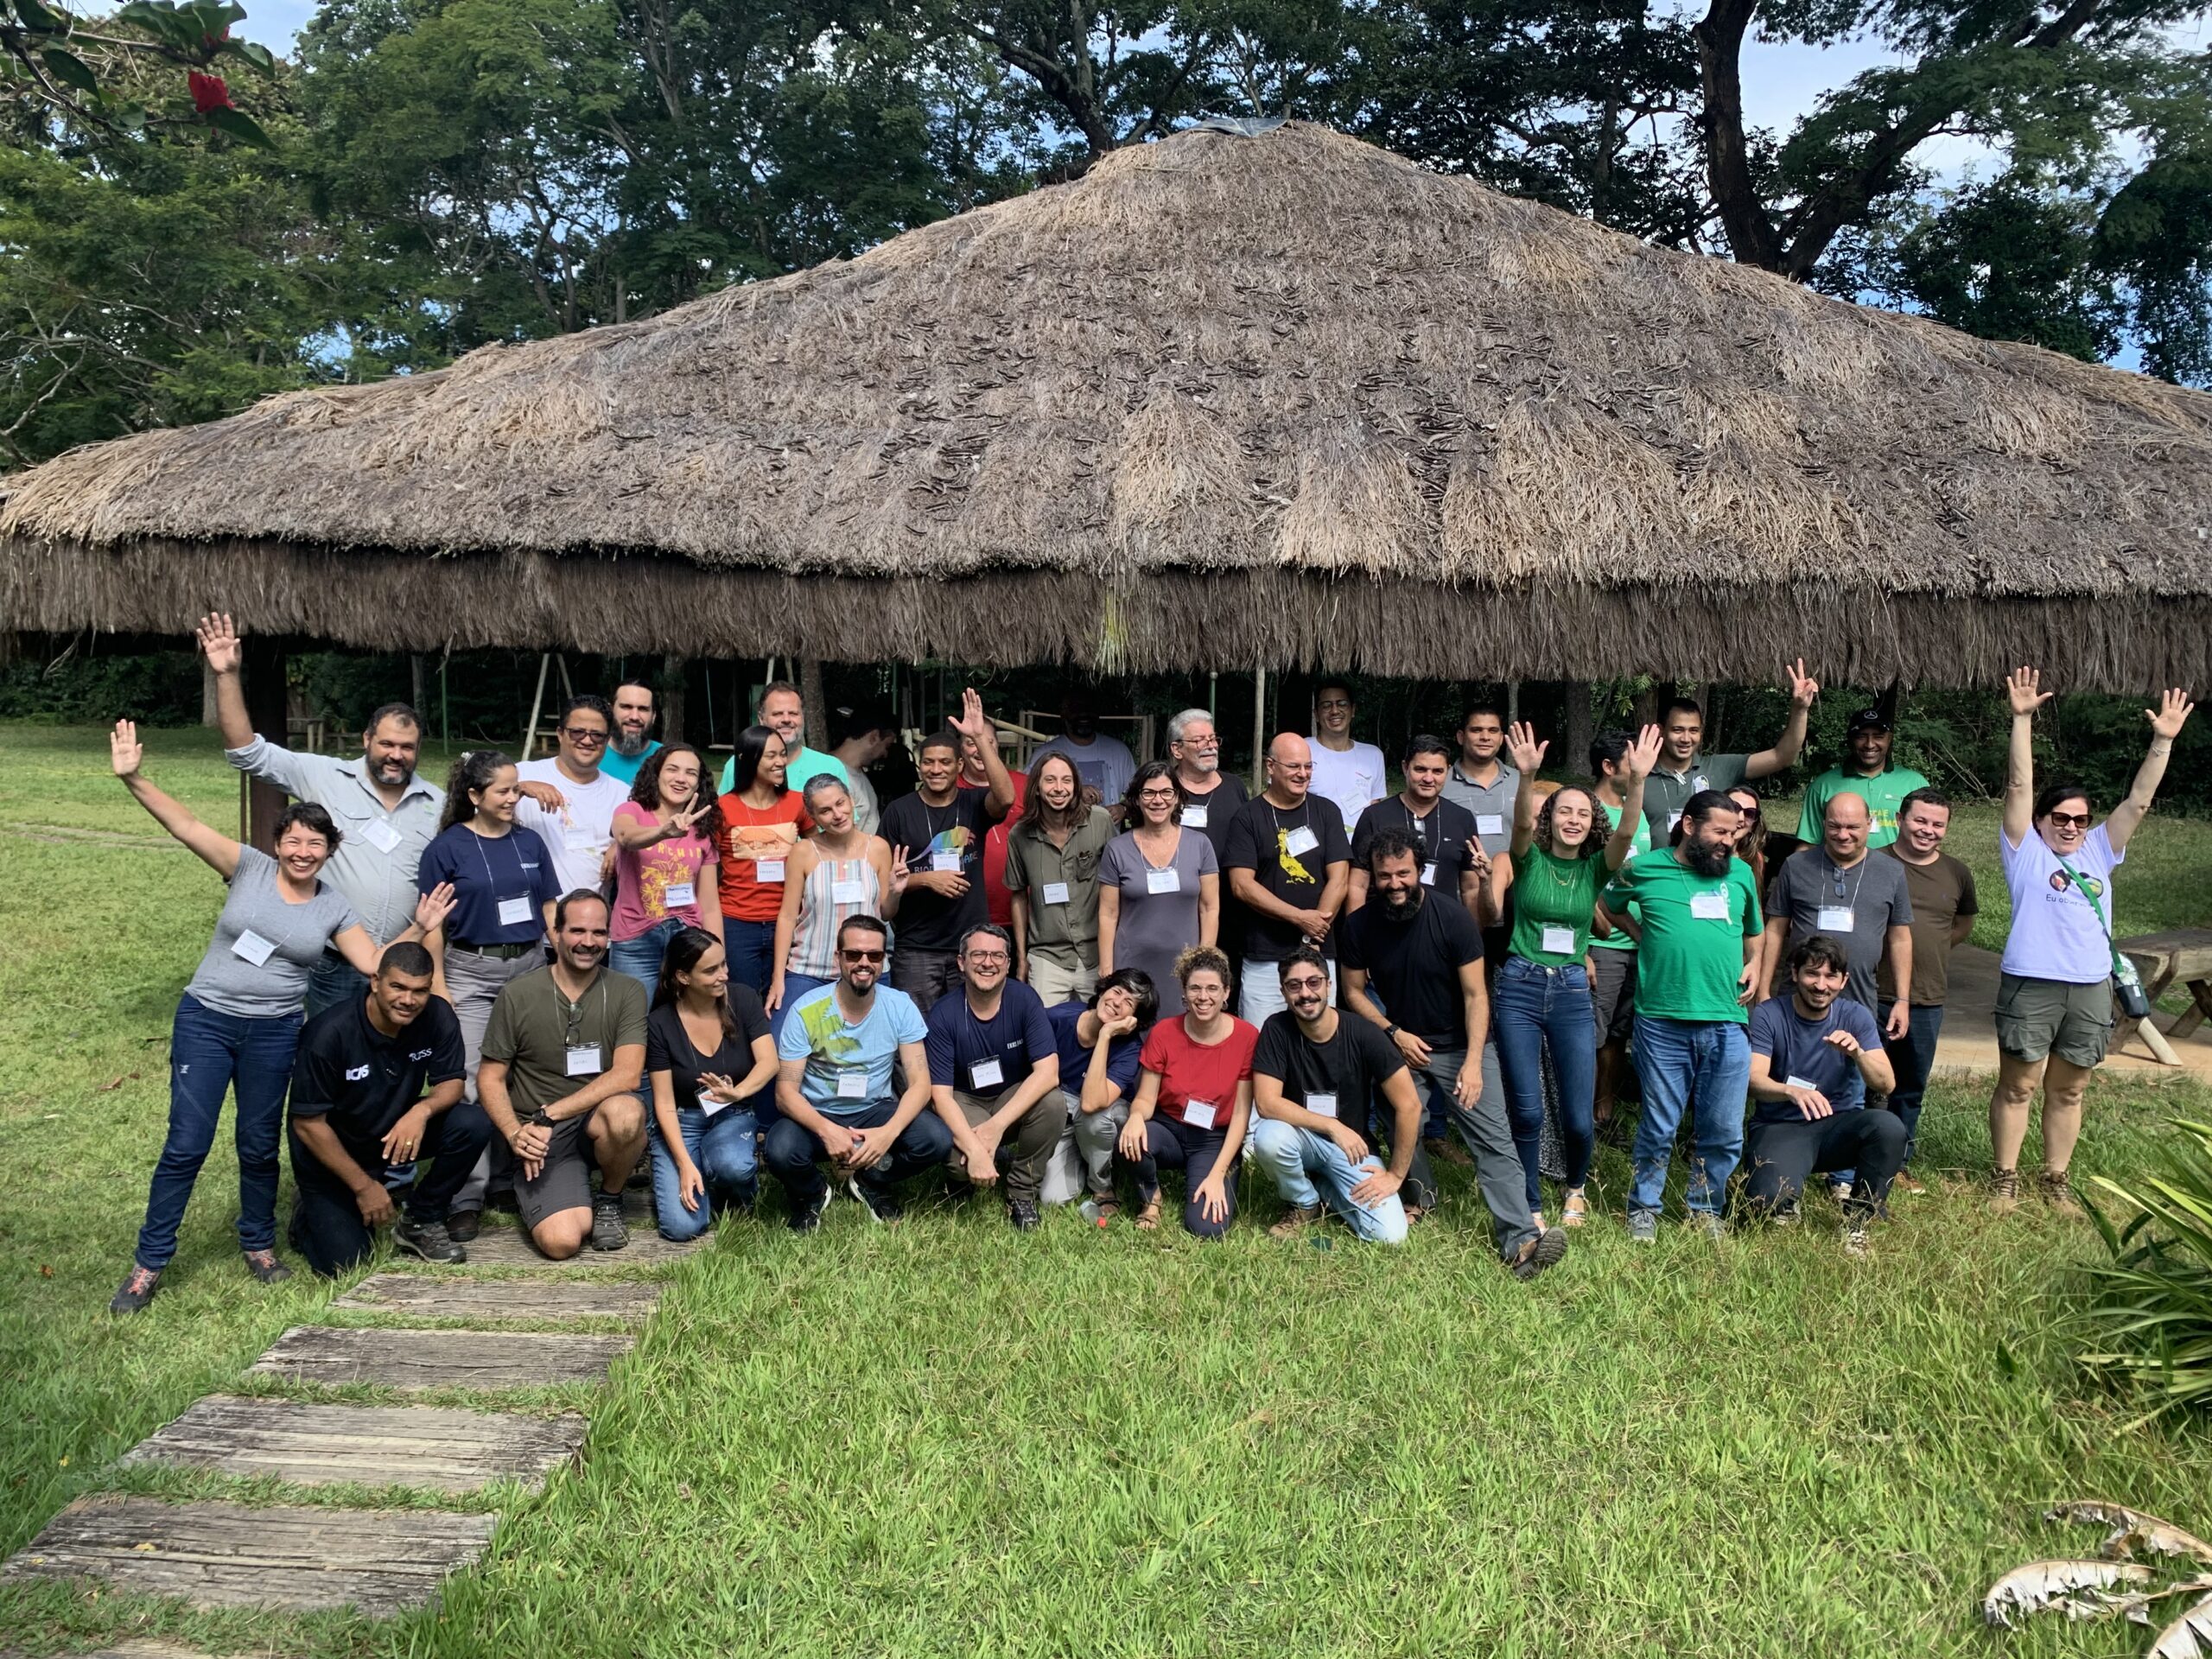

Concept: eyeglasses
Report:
left=963, top=950, right=1009, bottom=966
left=1316, top=699, right=1352, bottom=711
left=1180, top=736, right=1220, bottom=747
left=2046, top=811, right=2092, bottom=830
left=840, top=948, right=887, bottom=964
left=562, top=727, right=608, bottom=744
left=1281, top=976, right=1329, bottom=994
left=1138, top=789, right=1178, bottom=803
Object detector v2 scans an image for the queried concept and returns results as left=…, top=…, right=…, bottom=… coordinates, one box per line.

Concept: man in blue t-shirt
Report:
left=1741, top=933, right=1904, bottom=1251
left=926, top=924, right=1062, bottom=1231
left=767, top=914, right=950, bottom=1231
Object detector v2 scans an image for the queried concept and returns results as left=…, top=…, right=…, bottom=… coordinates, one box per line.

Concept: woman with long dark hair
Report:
left=715, top=724, right=812, bottom=996
left=107, top=721, right=452, bottom=1313
left=609, top=742, right=721, bottom=990
left=645, top=926, right=779, bottom=1237
left=1113, top=945, right=1256, bottom=1236
left=1005, top=749, right=1113, bottom=1002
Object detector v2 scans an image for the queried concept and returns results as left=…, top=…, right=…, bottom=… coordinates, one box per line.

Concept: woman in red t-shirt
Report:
left=1116, top=944, right=1257, bottom=1237
left=715, top=725, right=813, bottom=997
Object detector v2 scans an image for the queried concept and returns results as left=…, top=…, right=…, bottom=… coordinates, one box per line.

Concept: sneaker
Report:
left=446, top=1209, right=482, bottom=1243
left=590, top=1191, right=631, bottom=1251
left=1510, top=1227, right=1570, bottom=1281
left=109, top=1264, right=162, bottom=1314
left=1627, top=1209, right=1659, bottom=1244
left=848, top=1179, right=903, bottom=1225
left=1989, top=1167, right=2021, bottom=1216
left=1268, top=1203, right=1325, bottom=1240
left=1827, top=1178, right=1853, bottom=1203
left=242, top=1249, right=292, bottom=1284
left=1007, top=1199, right=1041, bottom=1232
left=1893, top=1170, right=1927, bottom=1196
left=394, top=1217, right=466, bottom=1264
left=1842, top=1224, right=1871, bottom=1258
left=1687, top=1211, right=1726, bottom=1240
left=1424, top=1135, right=1474, bottom=1169
left=2038, top=1166, right=2087, bottom=1221
left=1774, top=1202, right=1804, bottom=1230
left=789, top=1189, right=831, bottom=1234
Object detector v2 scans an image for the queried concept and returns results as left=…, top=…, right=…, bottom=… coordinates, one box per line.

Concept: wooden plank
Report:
left=459, top=1222, right=704, bottom=1268
left=3, top=1494, right=497, bottom=1612
left=1, top=1643, right=245, bottom=1659
left=118, top=1395, right=587, bottom=1494
left=334, top=1272, right=662, bottom=1325
left=250, top=1325, right=631, bottom=1390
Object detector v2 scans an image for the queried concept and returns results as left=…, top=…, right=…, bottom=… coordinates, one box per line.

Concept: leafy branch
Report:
left=1, top=0, right=274, bottom=144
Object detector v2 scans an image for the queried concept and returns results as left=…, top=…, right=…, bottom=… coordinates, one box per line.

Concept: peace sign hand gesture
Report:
left=1783, top=658, right=1821, bottom=710
left=2006, top=666, right=2054, bottom=718
left=888, top=844, right=912, bottom=897
left=2147, top=688, right=2196, bottom=741
left=1505, top=721, right=1547, bottom=776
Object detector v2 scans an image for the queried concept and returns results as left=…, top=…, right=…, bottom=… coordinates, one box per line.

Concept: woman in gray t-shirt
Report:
left=106, top=721, right=453, bottom=1313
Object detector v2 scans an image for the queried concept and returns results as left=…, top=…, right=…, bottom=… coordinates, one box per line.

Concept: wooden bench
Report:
left=2116, top=928, right=2212, bottom=1066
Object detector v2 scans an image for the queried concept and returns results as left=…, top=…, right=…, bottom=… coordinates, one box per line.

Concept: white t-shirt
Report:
left=1307, top=741, right=1388, bottom=836
left=1999, top=823, right=2123, bottom=985
left=1033, top=734, right=1136, bottom=806
left=514, top=759, right=632, bottom=897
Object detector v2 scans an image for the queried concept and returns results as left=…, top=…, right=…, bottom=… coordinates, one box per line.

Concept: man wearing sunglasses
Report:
left=767, top=915, right=951, bottom=1230
left=516, top=695, right=632, bottom=898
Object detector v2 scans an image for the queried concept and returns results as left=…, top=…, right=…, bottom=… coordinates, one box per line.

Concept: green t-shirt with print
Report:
left=1794, top=766, right=1930, bottom=849
left=1589, top=802, right=1652, bottom=954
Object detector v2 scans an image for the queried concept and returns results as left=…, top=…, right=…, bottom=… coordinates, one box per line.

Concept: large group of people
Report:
left=101, top=617, right=2198, bottom=1313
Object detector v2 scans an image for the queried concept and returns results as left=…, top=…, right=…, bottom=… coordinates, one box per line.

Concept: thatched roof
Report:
left=5, top=119, right=2211, bottom=689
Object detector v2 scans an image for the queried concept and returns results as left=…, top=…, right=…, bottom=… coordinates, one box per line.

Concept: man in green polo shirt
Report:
left=1792, top=706, right=1930, bottom=850
left=1603, top=790, right=1764, bottom=1242
left=1640, top=659, right=1820, bottom=842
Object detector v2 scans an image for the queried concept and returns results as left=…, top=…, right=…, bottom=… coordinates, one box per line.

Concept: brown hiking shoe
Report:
left=2038, top=1167, right=2086, bottom=1220
left=1268, top=1204, right=1324, bottom=1239
left=1423, top=1135, right=1473, bottom=1169
left=1989, top=1167, right=2021, bottom=1216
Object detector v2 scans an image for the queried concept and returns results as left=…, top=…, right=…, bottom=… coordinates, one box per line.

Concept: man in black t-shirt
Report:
left=1250, top=947, right=1423, bottom=1243
left=880, top=689, right=1014, bottom=1014
left=1224, top=734, right=1351, bottom=1028
left=287, top=941, right=488, bottom=1273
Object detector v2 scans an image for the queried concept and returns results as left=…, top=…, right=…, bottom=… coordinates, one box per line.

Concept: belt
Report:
left=449, top=938, right=539, bottom=960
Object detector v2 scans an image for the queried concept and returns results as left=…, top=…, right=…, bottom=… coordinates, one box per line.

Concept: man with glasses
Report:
left=1348, top=734, right=1484, bottom=915
left=925, top=923, right=1062, bottom=1231
left=1034, top=687, right=1137, bottom=806
left=767, top=915, right=950, bottom=1230
left=597, top=680, right=664, bottom=787
left=516, top=695, right=632, bottom=897
left=1166, top=708, right=1247, bottom=845
left=1224, top=734, right=1351, bottom=1027
left=1308, top=679, right=1388, bottom=836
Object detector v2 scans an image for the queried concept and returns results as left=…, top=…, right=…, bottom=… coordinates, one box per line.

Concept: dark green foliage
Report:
left=2083, top=1120, right=2212, bottom=1425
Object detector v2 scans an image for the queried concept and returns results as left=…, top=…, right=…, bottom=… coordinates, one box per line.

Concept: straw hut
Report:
left=4, top=118, right=2210, bottom=691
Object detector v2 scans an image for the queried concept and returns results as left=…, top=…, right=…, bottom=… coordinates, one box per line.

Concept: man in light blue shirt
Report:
left=597, top=680, right=664, bottom=787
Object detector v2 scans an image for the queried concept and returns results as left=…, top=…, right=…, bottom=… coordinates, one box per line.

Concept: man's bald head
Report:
left=1265, top=732, right=1313, bottom=800
left=1822, top=790, right=1871, bottom=861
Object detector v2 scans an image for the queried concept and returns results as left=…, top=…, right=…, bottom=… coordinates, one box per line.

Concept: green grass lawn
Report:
left=3, top=721, right=2211, bottom=1657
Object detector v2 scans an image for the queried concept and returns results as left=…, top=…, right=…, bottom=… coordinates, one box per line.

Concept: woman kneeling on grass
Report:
left=645, top=926, right=779, bottom=1237
left=107, top=721, right=454, bottom=1313
left=1988, top=667, right=2195, bottom=1217
left=1115, top=946, right=1257, bottom=1237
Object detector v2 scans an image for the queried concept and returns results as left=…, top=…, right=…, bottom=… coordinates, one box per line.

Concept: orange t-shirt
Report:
left=716, top=791, right=815, bottom=923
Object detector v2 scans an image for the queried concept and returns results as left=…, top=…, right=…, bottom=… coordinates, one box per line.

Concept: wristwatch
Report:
left=1385, top=1023, right=1401, bottom=1039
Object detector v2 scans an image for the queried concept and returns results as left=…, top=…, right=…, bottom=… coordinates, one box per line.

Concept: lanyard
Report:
left=1821, top=852, right=1869, bottom=913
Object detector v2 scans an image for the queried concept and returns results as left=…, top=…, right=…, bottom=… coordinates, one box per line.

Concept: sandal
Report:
left=1561, top=1189, right=1589, bottom=1228
left=1134, top=1197, right=1162, bottom=1231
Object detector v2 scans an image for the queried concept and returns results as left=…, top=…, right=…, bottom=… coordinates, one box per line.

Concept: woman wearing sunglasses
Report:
left=1988, top=668, right=2195, bottom=1217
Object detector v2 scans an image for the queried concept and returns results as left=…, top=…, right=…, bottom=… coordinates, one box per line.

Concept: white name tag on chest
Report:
left=754, top=859, right=785, bottom=884
left=970, top=1057, right=1005, bottom=1090
left=363, top=819, right=402, bottom=855
left=565, top=828, right=600, bottom=852
left=831, top=877, right=868, bottom=904
left=565, top=1045, right=602, bottom=1076
left=1179, top=805, right=1208, bottom=829
left=497, top=895, right=535, bottom=927
left=1283, top=826, right=1320, bottom=858
left=231, top=928, right=276, bottom=967
left=1476, top=813, right=1505, bottom=838
left=1146, top=868, right=1180, bottom=895
left=835, top=1070, right=869, bottom=1099
left=1182, top=1097, right=1217, bottom=1129
left=1816, top=905, right=1855, bottom=931
left=1306, top=1092, right=1338, bottom=1119
left=1690, top=890, right=1732, bottom=921
left=1042, top=881, right=1071, bottom=906
left=664, top=881, right=696, bottom=909
left=931, top=852, right=962, bottom=874
left=1420, top=861, right=1438, bottom=887
left=1541, top=925, right=1577, bottom=956
left=1785, top=1074, right=1820, bottom=1091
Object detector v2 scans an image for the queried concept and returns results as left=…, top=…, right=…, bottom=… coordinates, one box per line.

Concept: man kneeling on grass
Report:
left=1741, top=934, right=1905, bottom=1255
left=288, top=941, right=490, bottom=1271
left=927, top=923, right=1062, bottom=1233
left=476, top=892, right=649, bottom=1259
left=767, top=914, right=951, bottom=1231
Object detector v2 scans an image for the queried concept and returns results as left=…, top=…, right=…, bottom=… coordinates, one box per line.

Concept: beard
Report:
left=1682, top=837, right=1733, bottom=878
left=1379, top=883, right=1421, bottom=918
left=368, top=756, right=413, bottom=788
left=612, top=729, right=651, bottom=760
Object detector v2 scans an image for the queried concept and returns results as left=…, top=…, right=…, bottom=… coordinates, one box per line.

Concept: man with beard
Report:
left=1035, top=687, right=1137, bottom=807
left=1601, top=791, right=1766, bottom=1241
left=515, top=694, right=633, bottom=897
left=1791, top=706, right=1931, bottom=851
left=200, top=613, right=446, bottom=1017
left=476, top=890, right=649, bottom=1258
left=1166, top=708, right=1248, bottom=995
left=720, top=682, right=852, bottom=797
left=597, top=680, right=664, bottom=787
left=1638, top=661, right=1820, bottom=843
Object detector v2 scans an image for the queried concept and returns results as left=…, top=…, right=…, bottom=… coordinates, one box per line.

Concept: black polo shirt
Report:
left=289, top=994, right=466, bottom=1158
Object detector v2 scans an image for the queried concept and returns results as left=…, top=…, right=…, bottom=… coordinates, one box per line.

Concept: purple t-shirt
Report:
left=1999, top=823, right=2122, bottom=985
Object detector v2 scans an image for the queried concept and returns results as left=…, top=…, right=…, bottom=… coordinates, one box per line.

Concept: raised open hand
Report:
left=2147, top=688, right=2196, bottom=741
left=1623, top=723, right=1664, bottom=783
left=110, top=718, right=144, bottom=778
left=950, top=686, right=993, bottom=743
left=195, top=613, right=243, bottom=675
left=1505, top=720, right=1547, bottom=776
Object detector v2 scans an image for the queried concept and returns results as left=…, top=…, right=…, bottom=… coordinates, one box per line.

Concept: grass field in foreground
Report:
left=2, top=721, right=2209, bottom=1658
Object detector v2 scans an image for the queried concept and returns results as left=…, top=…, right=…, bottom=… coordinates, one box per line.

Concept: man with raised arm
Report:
left=1638, top=660, right=1821, bottom=842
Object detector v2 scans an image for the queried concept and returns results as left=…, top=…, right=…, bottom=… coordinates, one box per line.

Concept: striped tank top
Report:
left=788, top=852, right=882, bottom=979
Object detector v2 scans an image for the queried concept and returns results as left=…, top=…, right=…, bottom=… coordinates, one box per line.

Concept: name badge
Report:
left=970, top=1057, right=1005, bottom=1090
left=835, top=1070, right=869, bottom=1100
left=931, top=852, right=962, bottom=874
left=1668, top=811, right=1684, bottom=834
left=1042, top=880, right=1071, bottom=906
left=664, top=881, right=696, bottom=909
left=1179, top=805, right=1208, bottom=829
left=1476, top=813, right=1505, bottom=838
left=700, top=1089, right=732, bottom=1118
left=831, top=877, right=868, bottom=904
left=363, top=819, right=402, bottom=855
left=1420, top=861, right=1438, bottom=887
left=565, top=1045, right=602, bottom=1076
left=231, top=928, right=276, bottom=967
left=497, top=895, right=534, bottom=928
left=1283, top=825, right=1320, bottom=858
left=1146, top=868, right=1180, bottom=895
left=755, top=859, right=785, bottom=884
left=1785, top=1074, right=1819, bottom=1091
left=1182, top=1097, right=1218, bottom=1129
left=1690, top=890, right=1731, bottom=921
left=564, top=827, right=599, bottom=852
left=1541, top=925, right=1576, bottom=956
left=1306, top=1092, right=1338, bottom=1119
left=1816, top=905, right=1854, bottom=931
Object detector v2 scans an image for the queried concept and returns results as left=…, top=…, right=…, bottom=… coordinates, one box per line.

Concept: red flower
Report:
left=188, top=70, right=232, bottom=113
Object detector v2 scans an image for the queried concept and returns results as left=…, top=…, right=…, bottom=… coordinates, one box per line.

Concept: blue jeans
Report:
left=1492, top=957, right=1597, bottom=1205
left=649, top=1106, right=759, bottom=1240
left=1251, top=1119, right=1408, bottom=1243
left=760, top=1098, right=952, bottom=1210
left=722, top=918, right=779, bottom=997
left=1881, top=1001, right=1945, bottom=1166
left=136, top=994, right=303, bottom=1270
left=1628, top=1015, right=1750, bottom=1217
left=610, top=918, right=683, bottom=995
left=305, top=953, right=368, bottom=1021
left=1405, top=1046, right=1537, bottom=1261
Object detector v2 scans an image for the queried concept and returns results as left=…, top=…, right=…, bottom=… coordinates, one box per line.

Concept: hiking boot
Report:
left=848, top=1179, right=903, bottom=1224
left=446, top=1209, right=482, bottom=1243
left=590, top=1191, right=631, bottom=1251
left=1627, top=1209, right=1659, bottom=1244
left=109, top=1263, right=162, bottom=1314
left=395, top=1217, right=466, bottom=1264
left=1989, top=1167, right=2021, bottom=1216
left=242, top=1249, right=292, bottom=1285
left=1510, top=1227, right=1570, bottom=1282
left=1007, top=1199, right=1041, bottom=1233
left=2038, top=1166, right=2086, bottom=1221
left=1268, top=1203, right=1325, bottom=1239
left=789, top=1189, right=831, bottom=1234
left=1893, top=1170, right=1927, bottom=1196
left=1423, top=1135, right=1473, bottom=1169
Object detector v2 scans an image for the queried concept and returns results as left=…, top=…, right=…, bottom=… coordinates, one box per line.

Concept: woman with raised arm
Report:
left=106, top=721, right=451, bottom=1313
left=608, top=743, right=721, bottom=991
left=1986, top=669, right=2194, bottom=1217
left=768, top=775, right=905, bottom=1030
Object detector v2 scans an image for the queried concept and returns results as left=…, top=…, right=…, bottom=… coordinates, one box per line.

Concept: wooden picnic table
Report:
left=2116, top=928, right=2212, bottom=1065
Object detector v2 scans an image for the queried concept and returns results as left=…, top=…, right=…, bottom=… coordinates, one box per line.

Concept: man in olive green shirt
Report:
left=1640, top=659, right=1820, bottom=842
left=1792, top=706, right=1930, bottom=850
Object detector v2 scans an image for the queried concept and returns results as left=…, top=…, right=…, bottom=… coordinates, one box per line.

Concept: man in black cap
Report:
left=1792, top=706, right=1930, bottom=851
